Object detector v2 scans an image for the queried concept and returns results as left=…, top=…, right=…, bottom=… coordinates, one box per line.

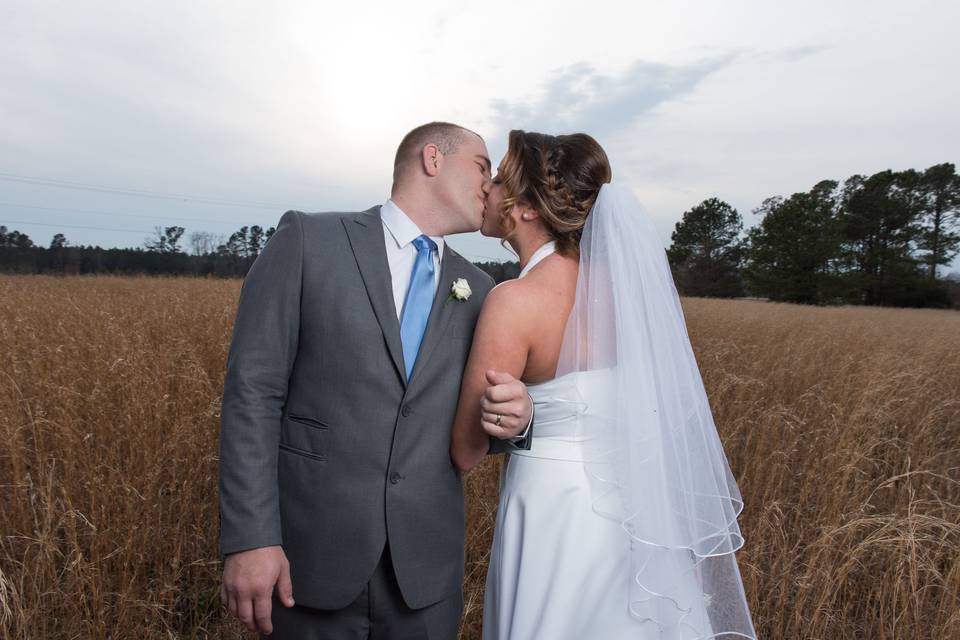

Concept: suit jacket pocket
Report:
left=282, top=414, right=329, bottom=459
left=287, top=414, right=329, bottom=430
left=279, top=442, right=328, bottom=462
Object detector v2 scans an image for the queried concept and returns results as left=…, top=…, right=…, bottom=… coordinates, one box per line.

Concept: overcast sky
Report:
left=1, top=1, right=958, bottom=269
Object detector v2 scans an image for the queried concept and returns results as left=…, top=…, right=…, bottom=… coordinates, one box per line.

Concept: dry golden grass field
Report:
left=1, top=274, right=958, bottom=639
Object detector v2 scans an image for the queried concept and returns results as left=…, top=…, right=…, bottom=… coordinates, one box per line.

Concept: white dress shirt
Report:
left=379, top=199, right=444, bottom=320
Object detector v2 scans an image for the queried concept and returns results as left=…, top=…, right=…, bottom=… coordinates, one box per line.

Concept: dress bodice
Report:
left=513, top=369, right=615, bottom=461
left=526, top=373, right=584, bottom=433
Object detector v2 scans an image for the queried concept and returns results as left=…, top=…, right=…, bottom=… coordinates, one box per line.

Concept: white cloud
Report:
left=488, top=55, right=738, bottom=138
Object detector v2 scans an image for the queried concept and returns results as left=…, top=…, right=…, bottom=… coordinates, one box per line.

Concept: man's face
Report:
left=437, top=134, right=492, bottom=233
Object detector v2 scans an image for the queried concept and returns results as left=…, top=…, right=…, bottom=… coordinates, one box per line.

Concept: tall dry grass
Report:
left=1, top=274, right=958, bottom=639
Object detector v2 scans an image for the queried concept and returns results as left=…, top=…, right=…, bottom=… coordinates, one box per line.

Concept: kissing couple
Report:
left=218, top=122, right=756, bottom=639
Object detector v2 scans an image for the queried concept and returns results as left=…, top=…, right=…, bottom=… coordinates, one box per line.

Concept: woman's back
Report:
left=498, top=250, right=579, bottom=385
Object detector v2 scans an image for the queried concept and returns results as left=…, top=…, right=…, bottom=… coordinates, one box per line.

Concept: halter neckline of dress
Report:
left=518, top=241, right=557, bottom=279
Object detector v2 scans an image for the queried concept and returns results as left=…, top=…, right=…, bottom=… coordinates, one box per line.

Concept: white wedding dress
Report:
left=484, top=373, right=633, bottom=639
left=483, top=242, right=713, bottom=640
left=483, top=186, right=755, bottom=640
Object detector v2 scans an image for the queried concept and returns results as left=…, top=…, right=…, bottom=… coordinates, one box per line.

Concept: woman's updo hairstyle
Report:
left=496, top=130, right=611, bottom=256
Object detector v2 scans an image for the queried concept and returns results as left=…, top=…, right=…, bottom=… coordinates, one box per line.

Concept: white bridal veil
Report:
left=556, top=184, right=756, bottom=638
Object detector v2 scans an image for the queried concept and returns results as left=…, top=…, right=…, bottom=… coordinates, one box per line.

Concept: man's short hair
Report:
left=392, top=122, right=480, bottom=185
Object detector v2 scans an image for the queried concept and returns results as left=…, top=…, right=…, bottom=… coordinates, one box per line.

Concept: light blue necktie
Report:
left=399, top=235, right=437, bottom=379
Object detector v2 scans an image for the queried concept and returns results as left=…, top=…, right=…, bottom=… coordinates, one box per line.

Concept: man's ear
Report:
left=421, top=143, right=443, bottom=177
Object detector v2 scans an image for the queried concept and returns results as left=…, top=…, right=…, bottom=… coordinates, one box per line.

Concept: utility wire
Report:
left=0, top=172, right=289, bottom=209
left=0, top=201, right=272, bottom=225
left=0, top=220, right=152, bottom=234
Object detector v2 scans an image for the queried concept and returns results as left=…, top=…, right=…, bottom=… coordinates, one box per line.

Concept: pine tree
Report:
left=914, top=163, right=960, bottom=280
left=742, top=181, right=844, bottom=303
left=667, top=198, right=744, bottom=297
left=839, top=171, right=924, bottom=306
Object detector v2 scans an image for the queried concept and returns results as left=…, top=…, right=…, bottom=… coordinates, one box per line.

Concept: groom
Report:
left=218, top=122, right=534, bottom=639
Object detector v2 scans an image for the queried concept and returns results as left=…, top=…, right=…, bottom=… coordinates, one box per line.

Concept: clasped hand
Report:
left=480, top=370, right=532, bottom=439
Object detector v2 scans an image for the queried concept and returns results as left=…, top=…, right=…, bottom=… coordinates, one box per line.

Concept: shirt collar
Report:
left=380, top=199, right=445, bottom=257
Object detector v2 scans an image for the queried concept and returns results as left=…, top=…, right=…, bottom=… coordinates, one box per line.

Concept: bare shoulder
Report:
left=461, top=282, right=530, bottom=375
left=481, top=277, right=539, bottom=316
left=469, top=279, right=538, bottom=348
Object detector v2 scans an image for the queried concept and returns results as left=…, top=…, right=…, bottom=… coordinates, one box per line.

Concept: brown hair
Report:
left=392, top=122, right=480, bottom=186
left=496, top=130, right=611, bottom=256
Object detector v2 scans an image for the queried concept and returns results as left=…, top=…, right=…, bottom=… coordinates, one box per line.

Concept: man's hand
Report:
left=221, top=545, right=294, bottom=635
left=481, top=370, right=533, bottom=439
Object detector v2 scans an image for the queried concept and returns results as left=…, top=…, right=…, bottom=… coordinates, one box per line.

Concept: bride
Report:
left=450, top=130, right=756, bottom=639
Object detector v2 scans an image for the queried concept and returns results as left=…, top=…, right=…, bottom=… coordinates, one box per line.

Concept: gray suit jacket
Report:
left=218, top=206, right=495, bottom=610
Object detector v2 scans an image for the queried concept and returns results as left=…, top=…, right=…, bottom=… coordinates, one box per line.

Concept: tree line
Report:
left=2, top=162, right=958, bottom=308
left=0, top=224, right=277, bottom=277
left=667, top=162, right=960, bottom=308
left=0, top=221, right=527, bottom=284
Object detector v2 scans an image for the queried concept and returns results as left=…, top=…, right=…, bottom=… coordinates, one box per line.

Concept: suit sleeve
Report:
left=218, top=210, right=303, bottom=558
left=487, top=403, right=535, bottom=454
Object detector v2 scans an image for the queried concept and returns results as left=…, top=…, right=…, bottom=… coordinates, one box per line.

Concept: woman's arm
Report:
left=450, top=282, right=530, bottom=472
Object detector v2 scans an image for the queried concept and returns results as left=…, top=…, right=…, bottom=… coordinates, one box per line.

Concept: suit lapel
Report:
left=408, top=244, right=467, bottom=386
left=342, top=210, right=407, bottom=386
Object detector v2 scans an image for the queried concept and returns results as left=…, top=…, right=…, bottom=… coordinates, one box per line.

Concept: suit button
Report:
left=401, top=406, right=412, bottom=417
left=390, top=472, right=403, bottom=484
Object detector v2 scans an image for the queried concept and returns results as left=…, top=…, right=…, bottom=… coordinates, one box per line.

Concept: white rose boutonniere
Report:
left=447, top=278, right=472, bottom=302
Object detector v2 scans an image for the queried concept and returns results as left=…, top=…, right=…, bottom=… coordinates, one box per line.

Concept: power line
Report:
left=0, top=219, right=275, bottom=239
left=0, top=220, right=151, bottom=234
left=0, top=201, right=271, bottom=225
left=0, top=172, right=290, bottom=209
left=466, top=252, right=514, bottom=262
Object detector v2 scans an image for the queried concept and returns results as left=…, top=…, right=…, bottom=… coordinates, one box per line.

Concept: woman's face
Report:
left=480, top=165, right=511, bottom=238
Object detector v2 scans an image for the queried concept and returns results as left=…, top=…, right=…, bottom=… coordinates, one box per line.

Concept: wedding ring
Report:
left=495, top=414, right=502, bottom=426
